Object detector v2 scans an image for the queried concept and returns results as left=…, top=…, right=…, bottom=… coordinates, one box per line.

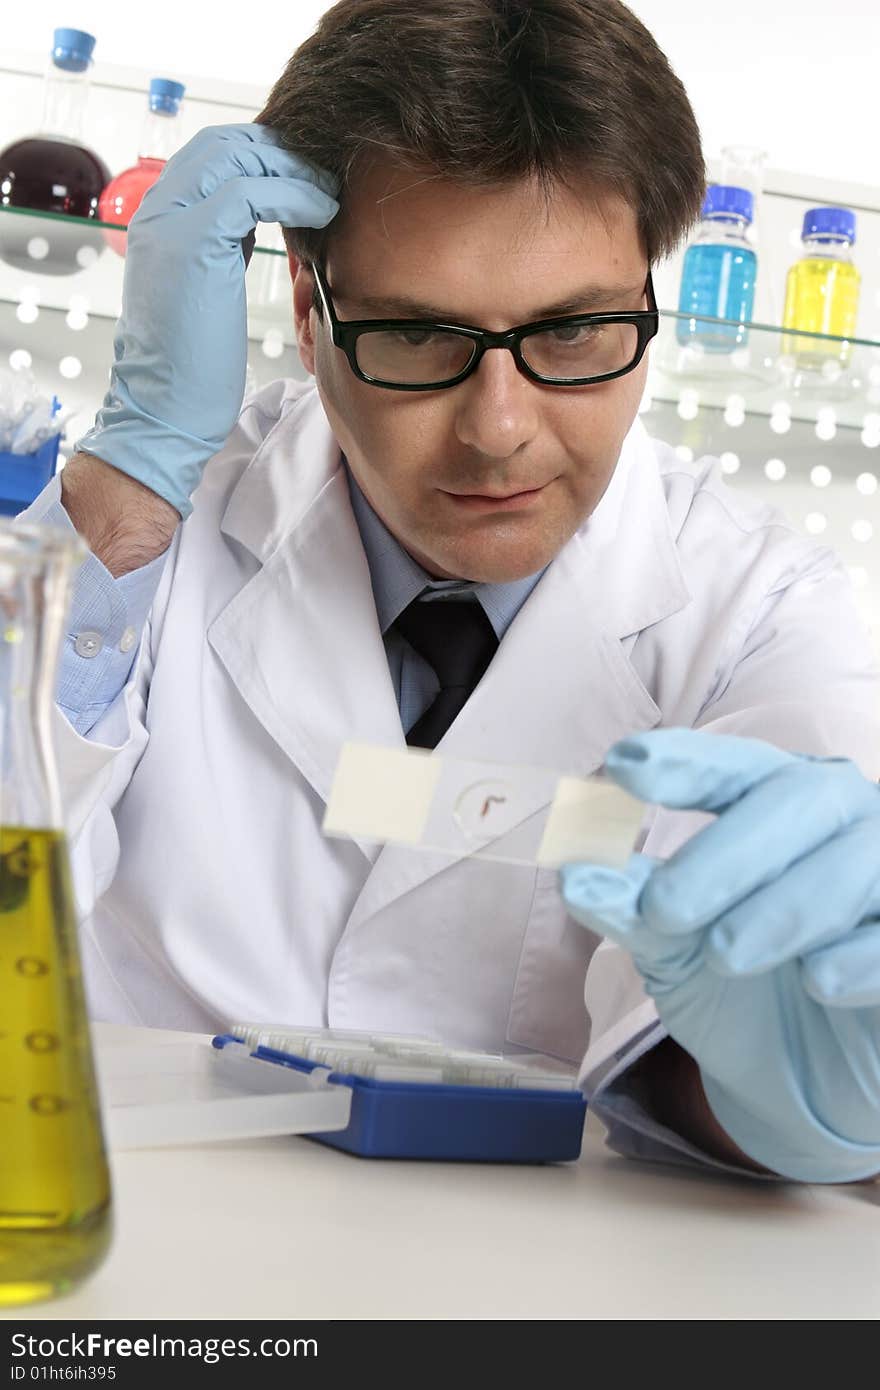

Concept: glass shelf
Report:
left=0, top=201, right=288, bottom=256
left=2, top=203, right=880, bottom=649
left=650, top=311, right=880, bottom=437
left=0, top=204, right=291, bottom=345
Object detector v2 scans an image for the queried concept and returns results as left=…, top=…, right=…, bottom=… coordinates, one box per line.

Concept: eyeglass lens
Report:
left=354, top=320, right=641, bottom=385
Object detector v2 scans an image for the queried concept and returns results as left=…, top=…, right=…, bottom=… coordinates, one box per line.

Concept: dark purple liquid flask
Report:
left=0, top=29, right=111, bottom=277
left=0, top=138, right=110, bottom=276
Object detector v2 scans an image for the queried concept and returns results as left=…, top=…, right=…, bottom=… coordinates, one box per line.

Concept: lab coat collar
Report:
left=209, top=385, right=689, bottom=882
left=217, top=385, right=341, bottom=564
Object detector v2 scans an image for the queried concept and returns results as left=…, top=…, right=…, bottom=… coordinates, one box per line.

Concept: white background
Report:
left=3, top=0, right=880, bottom=186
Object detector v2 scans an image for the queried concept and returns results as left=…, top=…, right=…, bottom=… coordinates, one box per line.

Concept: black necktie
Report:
left=394, top=596, right=499, bottom=749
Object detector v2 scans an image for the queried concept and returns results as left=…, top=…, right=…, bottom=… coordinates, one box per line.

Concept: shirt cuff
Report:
left=587, top=1024, right=780, bottom=1181
left=19, top=475, right=169, bottom=734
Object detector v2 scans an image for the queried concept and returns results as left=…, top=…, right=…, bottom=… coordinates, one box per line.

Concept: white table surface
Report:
left=3, top=1023, right=879, bottom=1321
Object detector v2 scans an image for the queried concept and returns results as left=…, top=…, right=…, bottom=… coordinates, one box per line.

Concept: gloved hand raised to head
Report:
left=560, top=728, right=880, bottom=1183
left=75, top=123, right=339, bottom=520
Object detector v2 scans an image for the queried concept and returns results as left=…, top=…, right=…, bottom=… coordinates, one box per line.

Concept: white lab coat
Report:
left=48, top=379, right=880, bottom=1089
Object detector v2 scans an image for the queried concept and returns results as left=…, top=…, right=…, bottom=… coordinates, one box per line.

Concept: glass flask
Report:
left=0, top=521, right=112, bottom=1307
left=782, top=207, right=860, bottom=371
left=0, top=28, right=111, bottom=276
left=98, top=78, right=186, bottom=258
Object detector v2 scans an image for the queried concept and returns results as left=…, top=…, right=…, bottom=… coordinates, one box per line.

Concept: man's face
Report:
left=291, top=162, right=650, bottom=581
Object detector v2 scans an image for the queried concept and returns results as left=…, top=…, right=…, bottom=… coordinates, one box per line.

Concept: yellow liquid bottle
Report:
left=781, top=207, right=860, bottom=369
left=0, top=524, right=112, bottom=1306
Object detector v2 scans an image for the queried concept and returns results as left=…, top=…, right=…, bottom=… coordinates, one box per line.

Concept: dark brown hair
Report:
left=256, top=0, right=705, bottom=267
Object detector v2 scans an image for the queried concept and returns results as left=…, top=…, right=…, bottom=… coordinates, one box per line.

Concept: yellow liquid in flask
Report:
left=0, top=826, right=111, bottom=1306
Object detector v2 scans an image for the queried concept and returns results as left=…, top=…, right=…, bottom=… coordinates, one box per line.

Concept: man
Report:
left=25, top=0, right=879, bottom=1180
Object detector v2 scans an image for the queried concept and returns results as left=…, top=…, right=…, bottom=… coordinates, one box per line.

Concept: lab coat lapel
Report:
left=207, top=390, right=404, bottom=864
left=346, top=417, right=692, bottom=925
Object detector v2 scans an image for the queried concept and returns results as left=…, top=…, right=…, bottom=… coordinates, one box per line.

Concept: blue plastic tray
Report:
left=0, top=433, right=61, bottom=515
left=212, top=1035, right=586, bottom=1163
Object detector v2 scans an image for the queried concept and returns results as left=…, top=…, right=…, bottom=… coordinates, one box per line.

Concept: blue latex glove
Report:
left=560, top=728, right=880, bottom=1182
left=75, top=124, right=339, bottom=519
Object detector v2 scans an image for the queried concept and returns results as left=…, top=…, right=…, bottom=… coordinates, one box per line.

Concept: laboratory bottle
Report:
left=676, top=185, right=757, bottom=353
left=0, top=522, right=112, bottom=1307
left=0, top=28, right=111, bottom=276
left=98, top=78, right=186, bottom=257
left=782, top=207, right=860, bottom=369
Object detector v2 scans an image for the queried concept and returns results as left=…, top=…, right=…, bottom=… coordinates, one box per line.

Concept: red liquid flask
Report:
left=0, top=29, right=111, bottom=276
left=97, top=79, right=185, bottom=258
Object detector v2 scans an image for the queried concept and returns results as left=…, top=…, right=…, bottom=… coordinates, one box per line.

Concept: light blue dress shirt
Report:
left=19, top=479, right=168, bottom=736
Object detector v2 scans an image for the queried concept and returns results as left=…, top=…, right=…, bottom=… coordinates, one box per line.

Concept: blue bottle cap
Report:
left=802, top=206, right=856, bottom=244
left=51, top=28, right=96, bottom=74
left=149, top=78, right=186, bottom=115
left=702, top=184, right=754, bottom=224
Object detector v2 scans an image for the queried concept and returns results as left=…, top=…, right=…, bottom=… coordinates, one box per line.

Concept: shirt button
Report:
left=74, top=630, right=103, bottom=659
left=119, top=626, right=137, bottom=653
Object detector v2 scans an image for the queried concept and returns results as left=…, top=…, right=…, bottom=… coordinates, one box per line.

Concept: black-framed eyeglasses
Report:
left=311, top=262, right=658, bottom=391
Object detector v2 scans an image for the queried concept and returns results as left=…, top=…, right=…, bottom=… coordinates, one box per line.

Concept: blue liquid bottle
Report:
left=676, top=185, right=757, bottom=353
